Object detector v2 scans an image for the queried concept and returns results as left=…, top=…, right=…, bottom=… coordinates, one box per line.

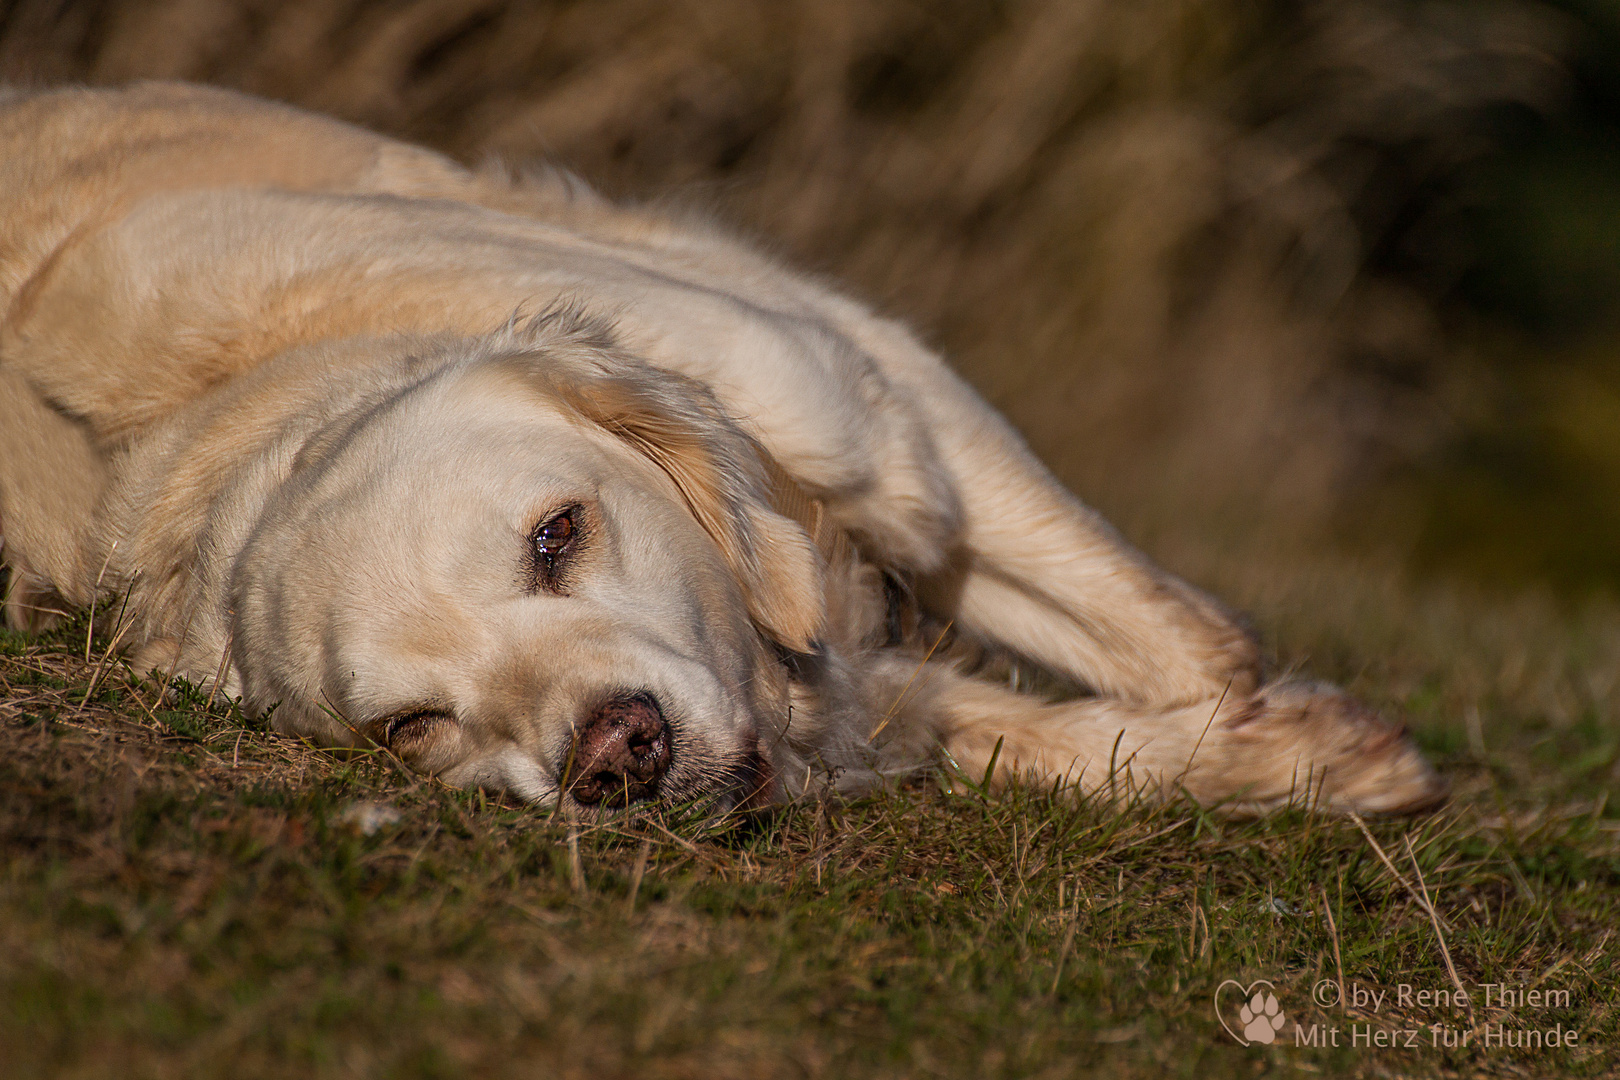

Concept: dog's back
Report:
left=0, top=83, right=459, bottom=614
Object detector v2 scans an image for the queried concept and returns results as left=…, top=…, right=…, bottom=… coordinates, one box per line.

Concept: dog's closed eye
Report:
left=383, top=709, right=453, bottom=749
left=528, top=505, right=582, bottom=592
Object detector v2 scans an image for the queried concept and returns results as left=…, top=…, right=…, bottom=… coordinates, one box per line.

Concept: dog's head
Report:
left=228, top=314, right=823, bottom=810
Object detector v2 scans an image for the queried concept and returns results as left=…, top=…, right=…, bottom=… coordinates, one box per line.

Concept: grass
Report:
left=3, top=586, right=1618, bottom=1079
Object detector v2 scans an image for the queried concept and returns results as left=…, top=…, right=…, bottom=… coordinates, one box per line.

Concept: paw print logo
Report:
left=1241, top=990, right=1287, bottom=1044
left=1214, top=979, right=1289, bottom=1046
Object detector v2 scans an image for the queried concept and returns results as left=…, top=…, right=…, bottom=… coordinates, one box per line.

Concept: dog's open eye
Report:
left=528, top=506, right=582, bottom=591
left=533, top=511, right=574, bottom=554
left=382, top=709, right=451, bottom=748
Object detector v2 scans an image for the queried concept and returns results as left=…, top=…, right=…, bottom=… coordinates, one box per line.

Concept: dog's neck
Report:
left=759, top=454, right=855, bottom=571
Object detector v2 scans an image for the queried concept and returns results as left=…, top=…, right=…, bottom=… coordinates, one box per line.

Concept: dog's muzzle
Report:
left=564, top=693, right=672, bottom=807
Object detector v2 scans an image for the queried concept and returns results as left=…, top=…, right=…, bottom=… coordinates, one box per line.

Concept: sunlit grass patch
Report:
left=2, top=602, right=1616, bottom=1079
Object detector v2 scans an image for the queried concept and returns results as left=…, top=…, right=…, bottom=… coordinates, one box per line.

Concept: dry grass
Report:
left=3, top=609, right=1618, bottom=1078
left=0, top=0, right=1569, bottom=544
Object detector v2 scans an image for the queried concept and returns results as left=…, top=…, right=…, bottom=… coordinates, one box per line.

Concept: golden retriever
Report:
left=0, top=82, right=1443, bottom=814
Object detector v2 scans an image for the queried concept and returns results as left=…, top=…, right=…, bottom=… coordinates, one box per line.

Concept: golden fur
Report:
left=0, top=82, right=1444, bottom=813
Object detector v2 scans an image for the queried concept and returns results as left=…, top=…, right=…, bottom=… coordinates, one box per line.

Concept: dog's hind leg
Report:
left=869, top=655, right=1444, bottom=815
left=0, top=368, right=106, bottom=630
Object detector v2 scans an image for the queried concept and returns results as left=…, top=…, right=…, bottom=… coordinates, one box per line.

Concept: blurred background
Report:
left=4, top=0, right=1620, bottom=655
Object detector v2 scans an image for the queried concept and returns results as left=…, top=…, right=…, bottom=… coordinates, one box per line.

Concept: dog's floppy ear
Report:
left=498, top=317, right=825, bottom=652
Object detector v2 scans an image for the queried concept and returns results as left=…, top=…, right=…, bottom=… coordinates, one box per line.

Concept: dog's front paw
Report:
left=1204, top=682, right=1446, bottom=815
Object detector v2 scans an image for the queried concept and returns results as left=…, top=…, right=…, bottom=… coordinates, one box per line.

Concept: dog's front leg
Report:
left=847, top=318, right=1260, bottom=707
left=868, top=655, right=1444, bottom=815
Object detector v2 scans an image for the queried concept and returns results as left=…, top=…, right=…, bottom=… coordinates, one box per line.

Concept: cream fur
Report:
left=0, top=82, right=1444, bottom=814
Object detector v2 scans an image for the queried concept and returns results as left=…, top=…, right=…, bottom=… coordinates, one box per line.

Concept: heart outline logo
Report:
left=1214, top=978, right=1286, bottom=1046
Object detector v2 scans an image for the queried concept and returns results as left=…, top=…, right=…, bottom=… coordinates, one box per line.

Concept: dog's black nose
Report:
left=565, top=693, right=671, bottom=806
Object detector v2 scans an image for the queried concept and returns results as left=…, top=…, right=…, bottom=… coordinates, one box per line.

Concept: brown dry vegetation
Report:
left=2, top=2, right=1619, bottom=1077
left=0, top=0, right=1568, bottom=540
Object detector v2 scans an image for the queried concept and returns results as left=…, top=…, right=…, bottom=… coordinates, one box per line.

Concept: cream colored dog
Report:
left=0, top=82, right=1442, bottom=814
